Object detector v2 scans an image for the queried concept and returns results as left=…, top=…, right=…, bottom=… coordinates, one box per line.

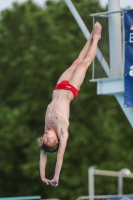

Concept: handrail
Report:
left=0, top=197, right=41, bottom=200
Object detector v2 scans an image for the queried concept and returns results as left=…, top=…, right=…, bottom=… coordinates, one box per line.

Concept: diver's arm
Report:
left=50, top=132, right=69, bottom=186
left=39, top=151, right=50, bottom=185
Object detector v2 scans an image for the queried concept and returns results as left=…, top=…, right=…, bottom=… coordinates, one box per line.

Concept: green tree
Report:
left=0, top=0, right=133, bottom=200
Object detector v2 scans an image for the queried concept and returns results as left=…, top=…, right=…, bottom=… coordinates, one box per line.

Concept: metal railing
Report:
left=0, top=197, right=60, bottom=200
left=0, top=197, right=41, bottom=200
left=88, top=167, right=133, bottom=197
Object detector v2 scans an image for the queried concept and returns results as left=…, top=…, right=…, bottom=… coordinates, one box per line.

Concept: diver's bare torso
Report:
left=45, top=90, right=74, bottom=138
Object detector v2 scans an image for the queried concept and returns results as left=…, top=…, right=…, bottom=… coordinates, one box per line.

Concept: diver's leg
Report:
left=69, top=22, right=101, bottom=90
left=56, top=30, right=94, bottom=84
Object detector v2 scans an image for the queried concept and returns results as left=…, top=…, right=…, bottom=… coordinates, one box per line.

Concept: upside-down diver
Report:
left=37, top=22, right=102, bottom=187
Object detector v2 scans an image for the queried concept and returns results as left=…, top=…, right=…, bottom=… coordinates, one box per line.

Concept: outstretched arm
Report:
left=50, top=132, right=69, bottom=187
left=39, top=151, right=50, bottom=185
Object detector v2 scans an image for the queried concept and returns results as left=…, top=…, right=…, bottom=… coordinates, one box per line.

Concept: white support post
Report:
left=118, top=168, right=131, bottom=195
left=88, top=167, right=95, bottom=198
left=108, top=0, right=123, bottom=77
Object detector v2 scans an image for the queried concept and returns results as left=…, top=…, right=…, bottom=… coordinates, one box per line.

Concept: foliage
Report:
left=0, top=0, right=133, bottom=199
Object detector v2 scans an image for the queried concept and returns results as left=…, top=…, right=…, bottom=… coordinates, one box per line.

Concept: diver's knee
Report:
left=81, top=58, right=91, bottom=67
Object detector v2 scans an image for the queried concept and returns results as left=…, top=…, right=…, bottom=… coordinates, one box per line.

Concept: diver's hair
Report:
left=37, top=137, right=59, bottom=153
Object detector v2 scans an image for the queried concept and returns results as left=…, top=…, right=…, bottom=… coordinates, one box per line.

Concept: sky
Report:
left=0, top=0, right=133, bottom=12
left=100, top=0, right=133, bottom=8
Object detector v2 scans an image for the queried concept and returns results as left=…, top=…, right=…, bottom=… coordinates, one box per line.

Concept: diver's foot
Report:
left=93, top=22, right=102, bottom=40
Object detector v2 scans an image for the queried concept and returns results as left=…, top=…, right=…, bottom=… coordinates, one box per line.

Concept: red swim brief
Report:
left=54, top=80, right=79, bottom=99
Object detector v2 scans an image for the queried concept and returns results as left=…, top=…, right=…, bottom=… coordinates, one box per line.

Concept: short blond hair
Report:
left=37, top=137, right=43, bottom=148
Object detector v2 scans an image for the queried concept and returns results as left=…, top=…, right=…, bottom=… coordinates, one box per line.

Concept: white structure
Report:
left=88, top=167, right=133, bottom=197
left=64, top=0, right=133, bottom=127
left=118, top=168, right=131, bottom=195
left=108, top=0, right=123, bottom=77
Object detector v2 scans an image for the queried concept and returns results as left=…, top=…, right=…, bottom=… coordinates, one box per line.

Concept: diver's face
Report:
left=43, top=130, right=58, bottom=146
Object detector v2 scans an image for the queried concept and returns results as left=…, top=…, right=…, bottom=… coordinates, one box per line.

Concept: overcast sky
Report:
left=0, top=0, right=133, bottom=11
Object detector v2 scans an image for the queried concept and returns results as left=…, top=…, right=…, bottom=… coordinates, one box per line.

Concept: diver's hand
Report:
left=49, top=178, right=59, bottom=187
left=41, top=177, right=51, bottom=185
